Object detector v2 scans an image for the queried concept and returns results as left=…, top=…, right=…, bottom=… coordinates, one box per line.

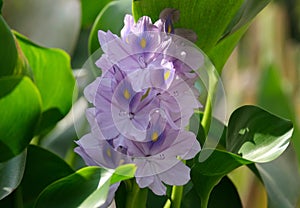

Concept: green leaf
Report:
left=132, top=0, right=243, bottom=52
left=0, top=76, right=42, bottom=162
left=257, top=64, right=300, bottom=166
left=110, top=164, right=137, bottom=184
left=35, top=167, right=110, bottom=208
left=191, top=149, right=251, bottom=208
left=88, top=0, right=132, bottom=54
left=208, top=24, right=249, bottom=73
left=35, top=164, right=136, bottom=208
left=15, top=32, right=75, bottom=134
left=81, top=0, right=111, bottom=28
left=20, top=145, right=74, bottom=207
left=254, top=146, right=300, bottom=208
left=0, top=150, right=26, bottom=200
left=0, top=15, right=17, bottom=76
left=226, top=105, right=293, bottom=163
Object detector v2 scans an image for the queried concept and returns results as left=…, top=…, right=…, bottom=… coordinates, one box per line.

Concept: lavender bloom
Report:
left=76, top=10, right=204, bottom=199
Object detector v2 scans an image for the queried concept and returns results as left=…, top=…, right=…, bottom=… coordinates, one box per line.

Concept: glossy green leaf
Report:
left=80, top=164, right=136, bottom=208
left=110, top=164, right=137, bottom=184
left=35, top=164, right=136, bottom=208
left=0, top=15, right=17, bottom=76
left=226, top=105, right=293, bottom=163
left=0, top=76, right=42, bottom=162
left=191, top=149, right=251, bottom=207
left=132, top=0, right=243, bottom=52
left=15, top=32, right=75, bottom=134
left=182, top=176, right=242, bottom=208
left=0, top=150, right=26, bottom=200
left=255, top=146, right=300, bottom=208
left=88, top=0, right=132, bottom=54
left=0, top=1, right=2, bottom=12
left=20, top=145, right=74, bottom=207
left=257, top=65, right=300, bottom=163
left=81, top=0, right=111, bottom=28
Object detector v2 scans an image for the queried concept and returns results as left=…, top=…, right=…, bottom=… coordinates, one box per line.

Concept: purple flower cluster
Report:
left=75, top=9, right=204, bottom=203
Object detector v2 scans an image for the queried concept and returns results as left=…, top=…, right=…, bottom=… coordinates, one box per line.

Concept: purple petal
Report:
left=158, top=161, right=190, bottom=186
left=121, top=14, right=134, bottom=40
left=136, top=175, right=154, bottom=188
left=148, top=175, right=167, bottom=195
left=75, top=134, right=130, bottom=169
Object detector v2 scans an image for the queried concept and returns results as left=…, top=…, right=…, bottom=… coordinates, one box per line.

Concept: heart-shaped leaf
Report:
left=0, top=150, right=26, bottom=200
left=226, top=105, right=293, bottom=163
left=0, top=76, right=42, bottom=162
left=35, top=164, right=136, bottom=208
left=15, top=32, right=75, bottom=134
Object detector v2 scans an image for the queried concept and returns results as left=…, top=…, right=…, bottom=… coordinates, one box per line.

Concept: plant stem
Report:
left=125, top=179, right=148, bottom=208
left=171, top=185, right=183, bottom=208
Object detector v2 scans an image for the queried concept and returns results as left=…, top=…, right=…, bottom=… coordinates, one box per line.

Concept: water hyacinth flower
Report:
left=75, top=8, right=204, bottom=204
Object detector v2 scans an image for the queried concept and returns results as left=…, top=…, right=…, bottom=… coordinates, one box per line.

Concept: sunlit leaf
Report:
left=81, top=0, right=111, bottom=28
left=0, top=15, right=17, bottom=76
left=226, top=105, right=293, bottom=163
left=35, top=164, right=136, bottom=208
left=208, top=24, right=249, bottom=73
left=0, top=150, right=26, bottom=200
left=88, top=0, right=132, bottom=54
left=20, top=145, right=74, bottom=207
left=15, top=32, right=75, bottom=134
left=35, top=167, right=109, bottom=208
left=80, top=164, right=136, bottom=208
left=257, top=65, right=300, bottom=163
left=0, top=76, right=42, bottom=162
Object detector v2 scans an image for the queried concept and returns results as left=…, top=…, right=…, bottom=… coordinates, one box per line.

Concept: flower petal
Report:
left=158, top=161, right=190, bottom=186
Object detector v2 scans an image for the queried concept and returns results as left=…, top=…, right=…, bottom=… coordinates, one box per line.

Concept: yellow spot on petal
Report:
left=164, top=70, right=171, bottom=80
left=140, top=38, right=147, bottom=49
left=124, top=89, right=130, bottom=100
left=167, top=24, right=172, bottom=33
left=126, top=37, right=129, bottom=43
left=152, top=131, right=159, bottom=142
left=106, top=148, right=111, bottom=158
